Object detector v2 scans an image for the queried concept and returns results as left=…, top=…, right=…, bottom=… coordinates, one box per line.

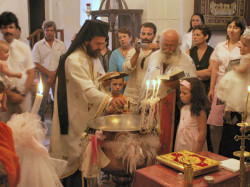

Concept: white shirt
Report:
left=7, top=39, right=35, bottom=93
left=210, top=41, right=241, bottom=76
left=123, top=48, right=154, bottom=101
left=181, top=31, right=193, bottom=52
left=32, top=38, right=67, bottom=71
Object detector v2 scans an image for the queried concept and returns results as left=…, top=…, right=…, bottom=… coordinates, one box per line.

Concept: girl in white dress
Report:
left=175, top=78, right=210, bottom=153
left=216, top=26, right=250, bottom=117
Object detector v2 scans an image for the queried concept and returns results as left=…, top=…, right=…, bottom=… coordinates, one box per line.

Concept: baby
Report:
left=0, top=41, right=22, bottom=80
left=0, top=41, right=22, bottom=112
left=216, top=26, right=250, bottom=121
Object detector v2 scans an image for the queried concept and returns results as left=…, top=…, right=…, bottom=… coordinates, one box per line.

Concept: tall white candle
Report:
left=155, top=79, right=161, bottom=98
left=145, top=80, right=150, bottom=100
left=151, top=80, right=157, bottom=99
left=31, top=78, right=43, bottom=114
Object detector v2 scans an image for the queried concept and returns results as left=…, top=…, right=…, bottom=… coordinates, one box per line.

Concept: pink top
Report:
left=175, top=105, right=207, bottom=152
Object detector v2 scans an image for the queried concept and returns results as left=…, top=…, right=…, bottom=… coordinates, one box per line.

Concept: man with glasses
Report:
left=138, top=28, right=197, bottom=153
left=123, top=22, right=158, bottom=111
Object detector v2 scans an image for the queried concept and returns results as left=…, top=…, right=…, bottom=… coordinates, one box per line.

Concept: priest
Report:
left=49, top=20, right=126, bottom=186
left=138, top=28, right=197, bottom=154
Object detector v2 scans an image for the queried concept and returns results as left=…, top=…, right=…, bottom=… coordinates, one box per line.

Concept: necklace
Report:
left=120, top=46, right=132, bottom=58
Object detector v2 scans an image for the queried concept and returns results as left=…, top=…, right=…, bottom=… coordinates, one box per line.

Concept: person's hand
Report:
left=208, top=90, right=214, bottom=103
left=1, top=92, right=7, bottom=112
left=163, top=80, right=180, bottom=89
left=109, top=97, right=127, bottom=109
left=147, top=43, right=159, bottom=51
left=16, top=73, right=22, bottom=79
left=7, top=91, right=24, bottom=104
left=106, top=104, right=120, bottom=114
left=133, top=37, right=141, bottom=53
left=48, top=71, right=56, bottom=84
left=102, top=79, right=111, bottom=87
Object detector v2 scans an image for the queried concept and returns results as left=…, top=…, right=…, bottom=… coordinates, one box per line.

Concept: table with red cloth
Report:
left=132, top=151, right=250, bottom=187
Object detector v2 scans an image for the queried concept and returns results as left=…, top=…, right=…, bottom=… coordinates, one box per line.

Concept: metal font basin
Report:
left=87, top=114, right=141, bottom=132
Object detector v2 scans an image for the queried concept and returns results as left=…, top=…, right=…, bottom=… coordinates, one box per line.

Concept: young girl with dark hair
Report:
left=175, top=78, right=210, bottom=153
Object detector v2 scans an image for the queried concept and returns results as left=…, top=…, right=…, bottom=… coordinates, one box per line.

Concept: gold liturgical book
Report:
left=156, top=150, right=221, bottom=176
left=156, top=70, right=185, bottom=83
left=98, top=71, right=129, bottom=82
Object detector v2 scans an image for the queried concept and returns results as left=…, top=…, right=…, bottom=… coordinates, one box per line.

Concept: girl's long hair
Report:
left=179, top=77, right=210, bottom=116
left=187, top=13, right=205, bottom=33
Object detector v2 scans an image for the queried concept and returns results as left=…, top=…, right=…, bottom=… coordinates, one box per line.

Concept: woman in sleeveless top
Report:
left=187, top=24, right=214, bottom=152
left=187, top=24, right=214, bottom=94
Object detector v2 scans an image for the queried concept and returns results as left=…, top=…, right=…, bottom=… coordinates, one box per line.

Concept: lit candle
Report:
left=151, top=80, right=157, bottom=99
left=31, top=78, right=43, bottom=114
left=155, top=79, right=161, bottom=98
left=145, top=80, right=150, bottom=100
left=243, top=85, right=250, bottom=122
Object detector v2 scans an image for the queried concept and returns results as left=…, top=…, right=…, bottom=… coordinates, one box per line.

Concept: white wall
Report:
left=126, top=0, right=225, bottom=48
left=126, top=0, right=183, bottom=40
left=45, top=0, right=82, bottom=48
left=0, top=0, right=226, bottom=49
left=0, top=0, right=29, bottom=40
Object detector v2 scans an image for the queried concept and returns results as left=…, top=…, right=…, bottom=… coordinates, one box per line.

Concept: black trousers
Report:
left=219, top=112, right=250, bottom=159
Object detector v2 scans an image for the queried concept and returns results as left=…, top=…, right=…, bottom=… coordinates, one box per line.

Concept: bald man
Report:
left=138, top=29, right=197, bottom=152
left=139, top=28, right=197, bottom=99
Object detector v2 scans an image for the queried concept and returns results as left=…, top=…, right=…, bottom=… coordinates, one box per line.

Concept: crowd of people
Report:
left=0, top=10, right=250, bottom=187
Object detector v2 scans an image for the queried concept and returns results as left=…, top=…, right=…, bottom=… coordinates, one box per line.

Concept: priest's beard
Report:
left=86, top=43, right=101, bottom=58
left=161, top=48, right=181, bottom=65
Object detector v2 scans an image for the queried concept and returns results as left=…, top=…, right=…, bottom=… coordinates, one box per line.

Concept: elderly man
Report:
left=0, top=12, right=35, bottom=122
left=139, top=29, right=197, bottom=99
left=139, top=28, right=197, bottom=153
left=123, top=22, right=158, bottom=109
left=33, top=21, right=66, bottom=121
left=49, top=20, right=126, bottom=186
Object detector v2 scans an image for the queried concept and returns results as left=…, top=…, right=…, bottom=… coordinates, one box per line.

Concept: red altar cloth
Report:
left=132, top=151, right=250, bottom=187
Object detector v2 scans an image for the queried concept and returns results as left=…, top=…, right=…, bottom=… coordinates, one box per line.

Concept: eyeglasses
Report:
left=141, top=57, right=146, bottom=69
left=162, top=44, right=177, bottom=50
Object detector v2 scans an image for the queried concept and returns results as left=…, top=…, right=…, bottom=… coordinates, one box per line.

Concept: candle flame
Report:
left=248, top=85, right=250, bottom=92
left=157, top=79, right=161, bottom=85
left=38, top=78, right=43, bottom=94
left=152, top=80, right=157, bottom=86
left=146, top=80, right=150, bottom=87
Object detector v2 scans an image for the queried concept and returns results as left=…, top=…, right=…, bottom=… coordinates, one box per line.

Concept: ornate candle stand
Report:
left=140, top=97, right=160, bottom=133
left=233, top=117, right=250, bottom=187
left=140, top=79, right=161, bottom=133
